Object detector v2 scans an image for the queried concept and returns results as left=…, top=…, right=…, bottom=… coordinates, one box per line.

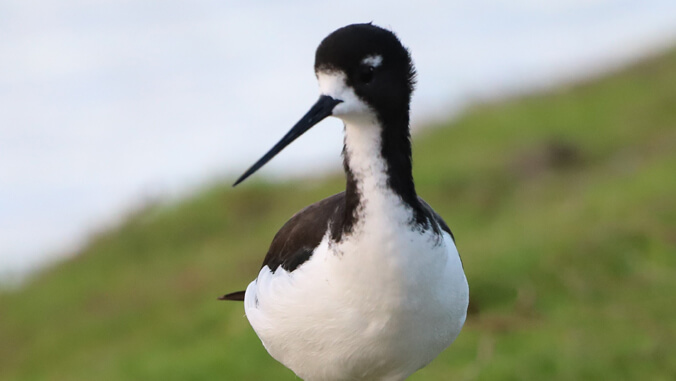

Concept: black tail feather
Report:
left=218, top=290, right=245, bottom=301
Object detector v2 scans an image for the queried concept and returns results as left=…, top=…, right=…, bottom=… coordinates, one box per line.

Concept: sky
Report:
left=2, top=0, right=676, bottom=279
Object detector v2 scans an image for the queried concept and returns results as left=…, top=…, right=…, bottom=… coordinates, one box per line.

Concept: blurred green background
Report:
left=2, top=48, right=675, bottom=381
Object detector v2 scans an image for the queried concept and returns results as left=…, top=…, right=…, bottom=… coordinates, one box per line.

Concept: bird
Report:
left=220, top=23, right=469, bottom=381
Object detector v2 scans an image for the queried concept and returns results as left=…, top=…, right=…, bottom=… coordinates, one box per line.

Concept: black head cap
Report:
left=314, top=23, right=416, bottom=117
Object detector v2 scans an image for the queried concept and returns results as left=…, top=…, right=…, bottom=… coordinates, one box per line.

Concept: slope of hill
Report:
left=1, top=50, right=675, bottom=380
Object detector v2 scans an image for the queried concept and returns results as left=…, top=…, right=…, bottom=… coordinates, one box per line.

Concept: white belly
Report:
left=244, top=224, right=469, bottom=381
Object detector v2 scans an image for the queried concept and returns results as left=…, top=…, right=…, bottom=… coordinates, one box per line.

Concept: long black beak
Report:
left=233, top=95, right=342, bottom=186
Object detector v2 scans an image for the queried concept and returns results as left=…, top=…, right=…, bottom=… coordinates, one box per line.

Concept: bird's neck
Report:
left=338, top=112, right=425, bottom=237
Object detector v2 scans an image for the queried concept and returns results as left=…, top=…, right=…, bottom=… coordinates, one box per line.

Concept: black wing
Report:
left=218, top=290, right=245, bottom=301
left=418, top=197, right=455, bottom=242
left=418, top=197, right=463, bottom=268
left=219, top=192, right=345, bottom=301
left=262, top=192, right=345, bottom=272
left=220, top=193, right=454, bottom=301
left=259, top=194, right=453, bottom=272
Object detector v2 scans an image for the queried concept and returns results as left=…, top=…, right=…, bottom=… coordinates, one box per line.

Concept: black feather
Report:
left=219, top=290, right=245, bottom=301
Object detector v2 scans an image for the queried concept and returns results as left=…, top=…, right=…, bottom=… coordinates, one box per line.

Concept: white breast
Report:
left=243, top=96, right=468, bottom=380
left=244, top=199, right=468, bottom=380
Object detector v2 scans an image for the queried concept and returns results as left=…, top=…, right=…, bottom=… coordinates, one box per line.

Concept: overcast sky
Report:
left=2, top=0, right=676, bottom=279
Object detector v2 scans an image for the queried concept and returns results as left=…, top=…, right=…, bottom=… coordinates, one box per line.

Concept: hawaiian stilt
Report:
left=221, top=23, right=469, bottom=381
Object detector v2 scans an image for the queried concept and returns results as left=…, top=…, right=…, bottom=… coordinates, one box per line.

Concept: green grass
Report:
left=2, top=50, right=676, bottom=380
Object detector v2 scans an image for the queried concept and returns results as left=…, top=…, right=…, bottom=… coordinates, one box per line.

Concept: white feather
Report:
left=362, top=55, right=383, bottom=68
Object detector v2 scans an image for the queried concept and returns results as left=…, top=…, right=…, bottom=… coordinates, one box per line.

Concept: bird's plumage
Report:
left=221, top=23, right=469, bottom=380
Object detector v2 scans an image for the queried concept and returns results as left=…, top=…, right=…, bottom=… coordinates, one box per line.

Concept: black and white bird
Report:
left=221, top=23, right=469, bottom=381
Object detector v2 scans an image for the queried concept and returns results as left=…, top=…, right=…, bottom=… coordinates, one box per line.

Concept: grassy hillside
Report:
left=2, top=49, right=676, bottom=380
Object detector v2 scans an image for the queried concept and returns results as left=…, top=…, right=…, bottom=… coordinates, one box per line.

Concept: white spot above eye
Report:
left=361, top=55, right=383, bottom=68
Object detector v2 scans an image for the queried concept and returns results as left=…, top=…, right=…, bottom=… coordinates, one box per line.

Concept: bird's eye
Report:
left=358, top=65, right=375, bottom=84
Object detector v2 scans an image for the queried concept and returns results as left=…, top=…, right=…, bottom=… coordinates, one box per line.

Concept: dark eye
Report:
left=358, top=65, right=375, bottom=84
